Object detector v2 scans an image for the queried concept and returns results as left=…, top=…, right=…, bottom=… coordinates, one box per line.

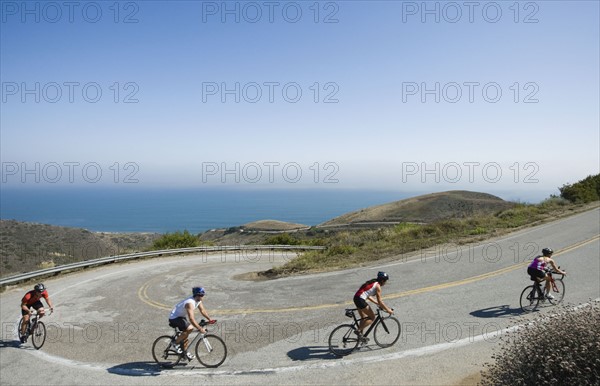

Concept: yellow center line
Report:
left=138, top=235, right=599, bottom=314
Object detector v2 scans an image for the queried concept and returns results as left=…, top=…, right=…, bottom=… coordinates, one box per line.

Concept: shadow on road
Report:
left=106, top=361, right=168, bottom=376
left=287, top=346, right=338, bottom=361
left=470, top=305, right=524, bottom=318
left=0, top=339, right=25, bottom=349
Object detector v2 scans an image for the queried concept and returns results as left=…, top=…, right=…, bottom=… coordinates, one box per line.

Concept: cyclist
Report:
left=20, top=283, right=54, bottom=343
left=527, top=247, right=566, bottom=299
left=353, top=271, right=394, bottom=338
left=168, top=287, right=214, bottom=360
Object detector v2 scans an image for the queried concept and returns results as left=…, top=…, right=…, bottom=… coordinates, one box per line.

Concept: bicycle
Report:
left=328, top=308, right=401, bottom=357
left=152, top=319, right=227, bottom=368
left=18, top=310, right=50, bottom=349
left=520, top=268, right=565, bottom=312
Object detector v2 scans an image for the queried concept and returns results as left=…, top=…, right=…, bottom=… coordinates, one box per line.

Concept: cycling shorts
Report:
left=21, top=301, right=44, bottom=316
left=527, top=267, right=546, bottom=281
left=169, top=317, right=190, bottom=331
left=353, top=295, right=369, bottom=310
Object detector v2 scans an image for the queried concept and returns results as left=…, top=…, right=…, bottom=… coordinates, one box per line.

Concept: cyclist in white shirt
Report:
left=168, top=287, right=213, bottom=360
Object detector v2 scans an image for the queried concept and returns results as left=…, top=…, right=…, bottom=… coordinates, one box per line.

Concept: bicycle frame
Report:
left=532, top=271, right=560, bottom=297
left=346, top=308, right=386, bottom=337
left=170, top=321, right=214, bottom=355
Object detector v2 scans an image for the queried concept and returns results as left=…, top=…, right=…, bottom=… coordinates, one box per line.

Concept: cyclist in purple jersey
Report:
left=527, top=248, right=566, bottom=299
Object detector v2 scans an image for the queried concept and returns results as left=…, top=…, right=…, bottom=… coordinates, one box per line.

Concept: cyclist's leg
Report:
left=20, top=307, right=31, bottom=336
left=33, top=301, right=45, bottom=319
left=169, top=317, right=190, bottom=346
left=543, top=275, right=552, bottom=295
left=180, top=325, right=194, bottom=352
left=354, top=296, right=374, bottom=334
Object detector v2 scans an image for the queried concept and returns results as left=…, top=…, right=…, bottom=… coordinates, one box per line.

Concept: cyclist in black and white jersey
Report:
left=353, top=271, right=394, bottom=337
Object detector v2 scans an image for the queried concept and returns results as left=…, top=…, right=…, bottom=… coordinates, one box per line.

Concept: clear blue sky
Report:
left=1, top=1, right=599, bottom=201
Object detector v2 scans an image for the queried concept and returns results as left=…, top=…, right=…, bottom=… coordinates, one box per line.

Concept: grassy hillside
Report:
left=259, top=198, right=598, bottom=277
left=321, top=190, right=515, bottom=226
left=0, top=220, right=159, bottom=278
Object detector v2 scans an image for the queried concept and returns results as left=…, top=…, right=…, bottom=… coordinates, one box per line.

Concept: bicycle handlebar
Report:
left=199, top=319, right=217, bottom=327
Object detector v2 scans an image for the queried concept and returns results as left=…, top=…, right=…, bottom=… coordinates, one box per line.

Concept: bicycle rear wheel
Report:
left=195, top=334, right=227, bottom=368
left=373, top=316, right=401, bottom=348
left=152, top=335, right=181, bottom=367
left=31, top=321, right=46, bottom=349
left=328, top=324, right=359, bottom=357
left=520, top=285, right=540, bottom=312
left=548, top=279, right=565, bottom=305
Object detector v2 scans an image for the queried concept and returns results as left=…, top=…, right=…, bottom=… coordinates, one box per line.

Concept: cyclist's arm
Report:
left=185, top=303, right=206, bottom=333
left=375, top=286, right=394, bottom=315
left=548, top=259, right=566, bottom=275
left=197, top=302, right=212, bottom=322
left=44, top=293, right=54, bottom=312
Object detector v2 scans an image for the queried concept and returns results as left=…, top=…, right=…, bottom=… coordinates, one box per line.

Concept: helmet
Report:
left=34, top=283, right=45, bottom=292
left=377, top=271, right=389, bottom=282
left=542, top=248, right=554, bottom=256
left=192, top=287, right=205, bottom=297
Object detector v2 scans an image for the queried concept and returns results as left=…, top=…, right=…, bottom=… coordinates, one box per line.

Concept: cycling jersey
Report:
left=355, top=281, right=380, bottom=299
left=169, top=297, right=201, bottom=319
left=21, top=290, right=48, bottom=306
left=528, top=256, right=546, bottom=271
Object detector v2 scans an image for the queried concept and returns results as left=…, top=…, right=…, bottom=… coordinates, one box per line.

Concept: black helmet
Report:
left=192, top=287, right=205, bottom=296
left=542, top=248, right=553, bottom=256
left=34, top=283, right=45, bottom=292
left=377, top=271, right=389, bottom=282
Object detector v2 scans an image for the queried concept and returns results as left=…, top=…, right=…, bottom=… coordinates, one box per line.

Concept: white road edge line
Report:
left=25, top=299, right=599, bottom=377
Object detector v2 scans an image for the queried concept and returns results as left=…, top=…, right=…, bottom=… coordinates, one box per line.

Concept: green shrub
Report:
left=482, top=302, right=600, bottom=385
left=151, top=230, right=199, bottom=250
left=326, top=244, right=357, bottom=257
left=263, top=233, right=301, bottom=245
left=559, top=174, right=600, bottom=203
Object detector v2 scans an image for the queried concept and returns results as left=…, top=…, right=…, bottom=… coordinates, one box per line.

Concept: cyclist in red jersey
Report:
left=353, top=271, right=394, bottom=337
left=20, top=283, right=54, bottom=343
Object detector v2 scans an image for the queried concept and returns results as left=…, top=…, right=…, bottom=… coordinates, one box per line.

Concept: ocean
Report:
left=0, top=188, right=423, bottom=234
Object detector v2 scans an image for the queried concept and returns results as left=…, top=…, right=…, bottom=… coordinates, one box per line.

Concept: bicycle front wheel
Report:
left=17, top=318, right=26, bottom=341
left=374, top=316, right=401, bottom=348
left=548, top=279, right=565, bottom=305
left=152, top=335, right=181, bottom=367
left=520, top=285, right=540, bottom=312
left=31, top=321, right=46, bottom=349
left=195, top=334, right=227, bottom=368
left=328, top=324, right=359, bottom=357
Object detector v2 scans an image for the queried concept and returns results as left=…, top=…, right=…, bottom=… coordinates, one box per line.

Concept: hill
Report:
left=320, top=191, right=516, bottom=227
left=0, top=220, right=159, bottom=278
left=241, top=220, right=309, bottom=232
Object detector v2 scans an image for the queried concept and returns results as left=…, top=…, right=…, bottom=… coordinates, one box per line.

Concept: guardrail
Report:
left=0, top=245, right=325, bottom=287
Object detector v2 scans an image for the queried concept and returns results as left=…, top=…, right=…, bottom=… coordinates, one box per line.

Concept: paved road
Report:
left=1, top=208, right=598, bottom=385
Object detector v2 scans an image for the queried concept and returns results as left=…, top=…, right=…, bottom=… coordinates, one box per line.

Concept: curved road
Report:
left=1, top=208, right=599, bottom=385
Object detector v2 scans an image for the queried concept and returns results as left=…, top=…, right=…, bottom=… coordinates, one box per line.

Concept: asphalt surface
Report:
left=1, top=208, right=599, bottom=385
